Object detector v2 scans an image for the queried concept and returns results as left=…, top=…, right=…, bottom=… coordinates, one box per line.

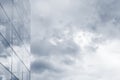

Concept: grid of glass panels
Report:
left=0, top=0, right=30, bottom=80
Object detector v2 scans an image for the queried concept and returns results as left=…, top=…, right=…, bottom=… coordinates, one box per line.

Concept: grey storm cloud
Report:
left=31, top=60, right=61, bottom=73
left=31, top=39, right=54, bottom=56
left=97, top=0, right=120, bottom=23
left=31, top=38, right=80, bottom=56
left=31, top=60, right=52, bottom=73
left=89, top=0, right=120, bottom=39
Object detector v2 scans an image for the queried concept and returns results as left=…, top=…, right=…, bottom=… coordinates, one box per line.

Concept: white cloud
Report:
left=31, top=0, right=120, bottom=80
left=31, top=39, right=120, bottom=80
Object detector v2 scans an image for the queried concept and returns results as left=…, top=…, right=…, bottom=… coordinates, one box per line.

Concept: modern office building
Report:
left=0, top=0, right=31, bottom=80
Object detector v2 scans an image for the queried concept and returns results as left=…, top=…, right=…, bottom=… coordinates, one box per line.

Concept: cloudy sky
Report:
left=30, top=0, right=120, bottom=80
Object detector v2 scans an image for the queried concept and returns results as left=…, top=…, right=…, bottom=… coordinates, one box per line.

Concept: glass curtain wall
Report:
left=0, top=0, right=30, bottom=80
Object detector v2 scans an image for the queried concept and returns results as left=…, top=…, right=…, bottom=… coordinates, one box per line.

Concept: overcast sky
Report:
left=30, top=0, right=120, bottom=80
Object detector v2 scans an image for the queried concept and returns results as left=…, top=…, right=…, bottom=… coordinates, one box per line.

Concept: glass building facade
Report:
left=0, top=0, right=30, bottom=80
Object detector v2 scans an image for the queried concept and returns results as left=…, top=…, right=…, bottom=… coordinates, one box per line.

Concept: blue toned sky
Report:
left=31, top=0, right=120, bottom=80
